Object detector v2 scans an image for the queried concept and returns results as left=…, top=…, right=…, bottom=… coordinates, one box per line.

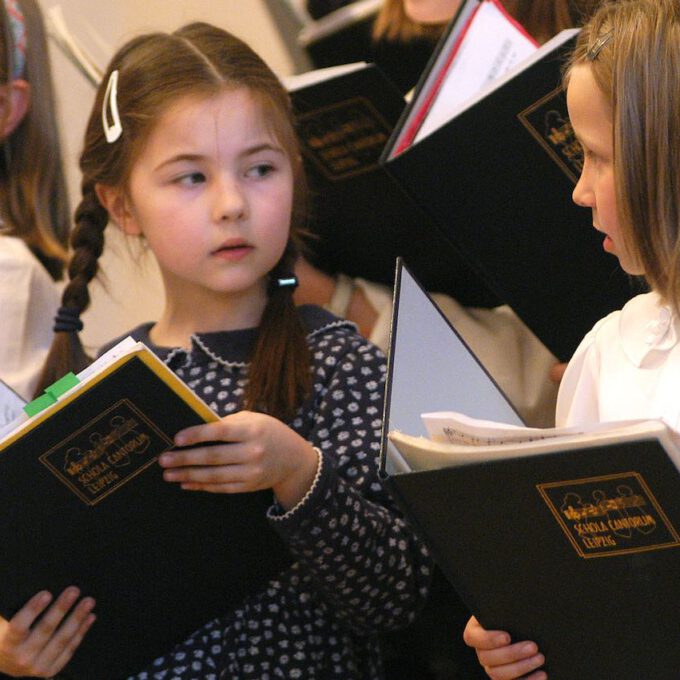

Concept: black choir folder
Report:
left=0, top=339, right=291, bottom=680
left=286, top=60, right=498, bottom=307
left=381, top=262, right=680, bottom=679
left=297, top=0, right=380, bottom=69
left=380, top=0, right=636, bottom=361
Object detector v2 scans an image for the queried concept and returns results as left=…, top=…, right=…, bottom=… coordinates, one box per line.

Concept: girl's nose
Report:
left=213, top=178, right=246, bottom=222
left=572, top=172, right=590, bottom=208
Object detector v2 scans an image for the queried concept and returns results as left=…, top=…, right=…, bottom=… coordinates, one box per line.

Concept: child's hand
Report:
left=161, top=411, right=320, bottom=510
left=0, top=588, right=95, bottom=677
left=463, top=616, right=546, bottom=680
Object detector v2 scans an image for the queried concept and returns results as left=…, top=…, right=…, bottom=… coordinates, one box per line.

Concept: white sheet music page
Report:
left=415, top=0, right=537, bottom=144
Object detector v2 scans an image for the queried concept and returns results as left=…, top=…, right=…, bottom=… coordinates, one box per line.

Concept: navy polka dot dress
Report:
left=101, top=306, right=432, bottom=680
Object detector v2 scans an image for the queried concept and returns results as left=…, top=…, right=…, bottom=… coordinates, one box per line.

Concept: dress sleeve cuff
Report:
left=267, top=446, right=324, bottom=525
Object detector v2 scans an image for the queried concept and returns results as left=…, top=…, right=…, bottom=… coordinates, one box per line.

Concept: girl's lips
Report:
left=212, top=243, right=253, bottom=260
left=593, top=225, right=614, bottom=254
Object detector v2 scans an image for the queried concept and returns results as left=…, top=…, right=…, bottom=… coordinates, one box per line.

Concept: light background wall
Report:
left=37, top=0, right=301, bottom=351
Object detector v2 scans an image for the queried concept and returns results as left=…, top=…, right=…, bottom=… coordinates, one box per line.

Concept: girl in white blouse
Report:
left=0, top=0, right=70, bottom=399
left=464, top=1, right=680, bottom=677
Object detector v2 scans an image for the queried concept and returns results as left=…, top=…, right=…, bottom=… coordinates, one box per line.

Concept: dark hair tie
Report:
left=53, top=306, right=84, bottom=333
left=268, top=273, right=299, bottom=296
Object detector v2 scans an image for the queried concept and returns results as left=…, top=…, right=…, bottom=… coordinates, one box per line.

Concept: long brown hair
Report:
left=0, top=0, right=69, bottom=280
left=38, top=23, right=312, bottom=420
left=565, top=0, right=680, bottom=315
left=373, top=0, right=599, bottom=44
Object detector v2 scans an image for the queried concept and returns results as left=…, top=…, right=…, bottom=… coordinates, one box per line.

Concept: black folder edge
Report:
left=379, top=0, right=480, bottom=164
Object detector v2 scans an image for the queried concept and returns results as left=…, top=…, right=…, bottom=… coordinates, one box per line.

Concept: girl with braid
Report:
left=0, top=0, right=70, bottom=399
left=0, top=22, right=431, bottom=679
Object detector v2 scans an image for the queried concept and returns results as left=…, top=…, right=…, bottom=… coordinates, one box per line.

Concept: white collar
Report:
left=619, top=291, right=679, bottom=366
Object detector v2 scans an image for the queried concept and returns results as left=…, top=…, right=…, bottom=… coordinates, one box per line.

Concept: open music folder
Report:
left=0, top=338, right=291, bottom=679
left=380, top=260, right=680, bottom=679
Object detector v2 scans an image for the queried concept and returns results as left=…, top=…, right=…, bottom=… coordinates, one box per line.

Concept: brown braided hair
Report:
left=37, top=23, right=311, bottom=420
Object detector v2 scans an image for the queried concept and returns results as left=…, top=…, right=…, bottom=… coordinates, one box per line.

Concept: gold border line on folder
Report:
left=517, top=86, right=579, bottom=185
left=537, top=471, right=680, bottom=559
left=0, top=347, right=218, bottom=454
left=39, top=399, right=172, bottom=506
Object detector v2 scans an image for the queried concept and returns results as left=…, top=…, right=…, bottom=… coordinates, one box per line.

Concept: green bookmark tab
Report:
left=23, top=372, right=80, bottom=418
left=45, top=372, right=80, bottom=400
left=23, top=392, right=57, bottom=418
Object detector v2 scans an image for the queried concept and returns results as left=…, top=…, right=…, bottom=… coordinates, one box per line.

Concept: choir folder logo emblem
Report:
left=537, top=471, right=680, bottom=558
left=297, top=97, right=392, bottom=180
left=518, top=87, right=583, bottom=184
left=40, top=399, right=172, bottom=505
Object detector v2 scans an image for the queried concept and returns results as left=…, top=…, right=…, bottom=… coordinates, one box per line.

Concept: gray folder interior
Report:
left=382, top=260, right=523, bottom=473
left=0, top=378, right=25, bottom=432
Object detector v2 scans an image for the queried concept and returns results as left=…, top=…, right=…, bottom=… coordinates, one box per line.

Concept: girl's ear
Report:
left=0, top=80, right=31, bottom=138
left=95, top=183, right=143, bottom=236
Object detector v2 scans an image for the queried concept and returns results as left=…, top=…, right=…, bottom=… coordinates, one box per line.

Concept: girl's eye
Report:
left=246, top=163, right=274, bottom=179
left=176, top=172, right=205, bottom=186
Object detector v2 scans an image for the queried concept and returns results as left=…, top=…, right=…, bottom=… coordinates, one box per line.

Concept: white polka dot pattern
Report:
left=118, top=310, right=432, bottom=680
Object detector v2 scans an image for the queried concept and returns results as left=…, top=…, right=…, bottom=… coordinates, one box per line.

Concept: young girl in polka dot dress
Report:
left=0, top=22, right=431, bottom=680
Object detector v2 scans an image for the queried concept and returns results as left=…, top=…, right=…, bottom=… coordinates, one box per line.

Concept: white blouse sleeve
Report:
left=0, top=238, right=60, bottom=399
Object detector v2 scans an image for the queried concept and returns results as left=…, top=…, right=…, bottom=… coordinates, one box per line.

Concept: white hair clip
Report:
left=102, top=69, right=123, bottom=143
